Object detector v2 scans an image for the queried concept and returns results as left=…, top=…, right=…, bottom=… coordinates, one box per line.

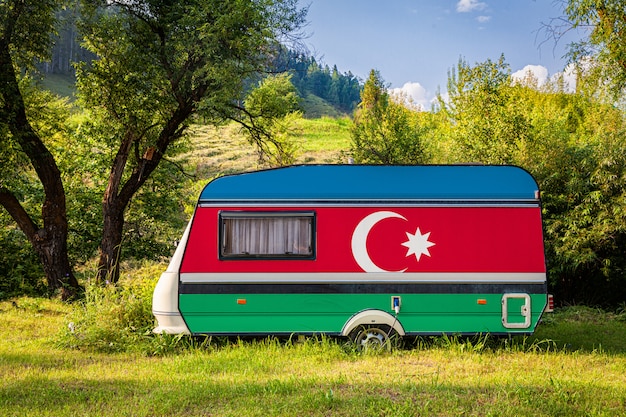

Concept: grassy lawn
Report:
left=1, top=296, right=625, bottom=417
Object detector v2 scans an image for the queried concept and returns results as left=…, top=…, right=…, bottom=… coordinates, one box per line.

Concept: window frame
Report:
left=218, top=211, right=316, bottom=260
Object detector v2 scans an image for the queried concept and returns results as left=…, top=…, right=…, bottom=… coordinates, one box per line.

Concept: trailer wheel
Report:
left=349, top=324, right=393, bottom=350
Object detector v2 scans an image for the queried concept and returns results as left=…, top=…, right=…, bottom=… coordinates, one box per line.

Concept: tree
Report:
left=439, top=55, right=626, bottom=306
left=43, top=4, right=94, bottom=75
left=264, top=47, right=362, bottom=115
left=242, top=73, right=302, bottom=166
left=75, top=0, right=306, bottom=282
left=443, top=56, right=532, bottom=164
left=536, top=95, right=626, bottom=306
left=0, top=0, right=81, bottom=299
left=350, top=69, right=428, bottom=164
left=561, top=0, right=626, bottom=98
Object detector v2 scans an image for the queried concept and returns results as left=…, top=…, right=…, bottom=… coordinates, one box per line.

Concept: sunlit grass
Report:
left=184, top=117, right=352, bottom=182
left=531, top=305, right=626, bottom=354
left=2, top=296, right=626, bottom=416
left=291, top=116, right=352, bottom=163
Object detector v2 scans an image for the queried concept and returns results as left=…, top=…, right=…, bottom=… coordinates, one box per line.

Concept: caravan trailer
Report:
left=152, top=165, right=550, bottom=346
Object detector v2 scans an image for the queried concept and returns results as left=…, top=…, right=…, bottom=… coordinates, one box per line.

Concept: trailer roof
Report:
left=199, top=165, right=539, bottom=203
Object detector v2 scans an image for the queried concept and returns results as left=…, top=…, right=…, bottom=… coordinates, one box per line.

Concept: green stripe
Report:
left=180, top=293, right=546, bottom=335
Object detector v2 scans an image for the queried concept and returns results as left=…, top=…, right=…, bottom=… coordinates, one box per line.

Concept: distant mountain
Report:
left=40, top=9, right=362, bottom=118
left=269, top=47, right=362, bottom=117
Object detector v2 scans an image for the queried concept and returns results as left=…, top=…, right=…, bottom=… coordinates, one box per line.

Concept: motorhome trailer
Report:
left=152, top=165, right=550, bottom=347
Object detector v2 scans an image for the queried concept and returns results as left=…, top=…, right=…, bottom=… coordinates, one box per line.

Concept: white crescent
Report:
left=351, top=211, right=407, bottom=273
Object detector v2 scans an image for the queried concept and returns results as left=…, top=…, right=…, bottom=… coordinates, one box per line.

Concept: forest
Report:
left=41, top=5, right=362, bottom=116
left=2, top=0, right=626, bottom=309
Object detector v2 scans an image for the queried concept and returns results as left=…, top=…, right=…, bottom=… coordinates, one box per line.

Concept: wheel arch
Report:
left=341, top=309, right=406, bottom=337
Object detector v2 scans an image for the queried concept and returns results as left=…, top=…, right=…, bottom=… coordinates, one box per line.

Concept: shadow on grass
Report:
left=1, top=367, right=624, bottom=416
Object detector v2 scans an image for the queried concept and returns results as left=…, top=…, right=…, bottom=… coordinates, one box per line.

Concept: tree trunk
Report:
left=36, top=224, right=81, bottom=300
left=0, top=188, right=80, bottom=299
left=95, top=125, right=138, bottom=284
left=95, top=105, right=193, bottom=283
left=0, top=41, right=81, bottom=300
left=96, top=201, right=125, bottom=283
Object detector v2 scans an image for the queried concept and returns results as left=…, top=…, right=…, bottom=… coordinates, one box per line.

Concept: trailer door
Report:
left=501, top=293, right=531, bottom=329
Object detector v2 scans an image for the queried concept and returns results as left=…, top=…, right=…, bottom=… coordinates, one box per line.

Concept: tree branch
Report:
left=162, top=156, right=197, bottom=180
left=0, top=187, right=39, bottom=243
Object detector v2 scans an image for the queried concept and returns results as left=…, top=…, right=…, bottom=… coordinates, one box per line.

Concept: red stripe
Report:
left=181, top=206, right=545, bottom=274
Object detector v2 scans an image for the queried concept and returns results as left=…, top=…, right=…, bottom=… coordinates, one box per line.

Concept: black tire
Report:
left=349, top=324, right=394, bottom=351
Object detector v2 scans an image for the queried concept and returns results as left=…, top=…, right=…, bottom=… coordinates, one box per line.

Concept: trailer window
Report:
left=220, top=212, right=314, bottom=259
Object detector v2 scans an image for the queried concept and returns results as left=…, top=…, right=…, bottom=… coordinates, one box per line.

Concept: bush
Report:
left=58, top=262, right=162, bottom=353
left=0, top=224, right=47, bottom=300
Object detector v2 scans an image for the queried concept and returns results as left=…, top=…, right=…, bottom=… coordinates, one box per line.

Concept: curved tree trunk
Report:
left=36, top=225, right=80, bottom=299
left=0, top=41, right=81, bottom=300
left=95, top=128, right=131, bottom=284
left=95, top=107, right=192, bottom=284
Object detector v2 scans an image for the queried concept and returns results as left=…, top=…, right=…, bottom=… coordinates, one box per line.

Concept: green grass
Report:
left=2, top=294, right=626, bottom=416
left=4, top=116, right=626, bottom=415
left=299, top=93, right=348, bottom=119
left=292, top=116, right=352, bottom=157
left=39, top=73, right=77, bottom=100
left=175, top=117, right=353, bottom=206
left=184, top=117, right=351, bottom=179
left=532, top=306, right=626, bottom=354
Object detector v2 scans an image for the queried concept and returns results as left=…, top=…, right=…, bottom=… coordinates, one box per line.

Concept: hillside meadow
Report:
left=2, top=117, right=626, bottom=416
left=173, top=117, right=352, bottom=205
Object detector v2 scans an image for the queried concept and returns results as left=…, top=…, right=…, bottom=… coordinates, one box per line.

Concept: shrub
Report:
left=58, top=262, right=162, bottom=353
left=0, top=225, right=47, bottom=300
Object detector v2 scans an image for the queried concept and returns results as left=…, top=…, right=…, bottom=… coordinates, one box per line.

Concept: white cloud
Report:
left=511, top=65, right=550, bottom=87
left=550, top=63, right=578, bottom=92
left=390, top=82, right=433, bottom=111
left=456, top=0, right=487, bottom=13
left=512, top=64, right=578, bottom=92
left=476, top=15, right=491, bottom=23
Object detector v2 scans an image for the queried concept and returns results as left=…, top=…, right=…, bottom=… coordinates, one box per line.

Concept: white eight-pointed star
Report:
left=401, top=227, right=435, bottom=262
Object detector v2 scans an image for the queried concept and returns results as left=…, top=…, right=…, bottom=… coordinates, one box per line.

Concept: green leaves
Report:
left=564, top=0, right=626, bottom=98
left=445, top=56, right=527, bottom=164
left=75, top=0, right=306, bottom=282
left=0, top=0, right=57, bottom=66
left=245, top=73, right=301, bottom=120
left=242, top=73, right=302, bottom=166
left=350, top=70, right=428, bottom=165
left=441, top=55, right=626, bottom=306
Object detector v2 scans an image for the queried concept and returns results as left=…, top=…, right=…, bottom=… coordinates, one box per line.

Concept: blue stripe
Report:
left=199, top=165, right=539, bottom=202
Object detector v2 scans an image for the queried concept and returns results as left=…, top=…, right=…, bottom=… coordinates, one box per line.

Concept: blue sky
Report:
left=299, top=0, right=585, bottom=108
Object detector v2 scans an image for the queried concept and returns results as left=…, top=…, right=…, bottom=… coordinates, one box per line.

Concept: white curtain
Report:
left=223, top=216, right=312, bottom=256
